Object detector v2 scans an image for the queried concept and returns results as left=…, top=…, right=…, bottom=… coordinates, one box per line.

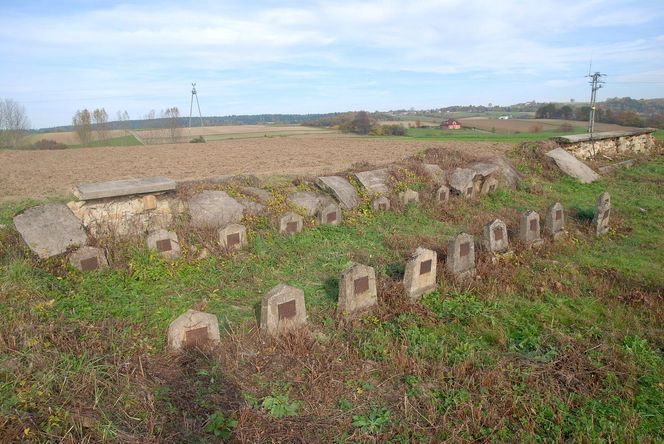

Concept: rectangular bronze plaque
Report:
left=80, top=256, right=99, bottom=271
left=420, top=259, right=432, bottom=275
left=286, top=221, right=298, bottom=233
left=379, top=203, right=387, bottom=211
left=529, top=219, right=538, bottom=232
left=460, top=242, right=470, bottom=257
left=494, top=227, right=503, bottom=241
left=602, top=209, right=610, bottom=220
left=227, top=232, right=241, bottom=247
left=327, top=211, right=337, bottom=223
left=354, top=276, right=369, bottom=294
left=183, top=326, right=209, bottom=348
left=466, top=187, right=473, bottom=196
left=556, top=210, right=562, bottom=221
left=278, top=299, right=297, bottom=320
left=156, top=238, right=172, bottom=252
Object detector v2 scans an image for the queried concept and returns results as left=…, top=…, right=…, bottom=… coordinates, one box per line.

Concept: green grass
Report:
left=653, top=129, right=664, bottom=140
left=401, top=127, right=583, bottom=143
left=71, top=134, right=142, bottom=148
left=0, top=156, right=662, bottom=442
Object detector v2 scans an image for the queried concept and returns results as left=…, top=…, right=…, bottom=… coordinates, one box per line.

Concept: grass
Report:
left=401, top=127, right=585, bottom=143
left=73, top=134, right=143, bottom=148
left=0, top=152, right=662, bottom=442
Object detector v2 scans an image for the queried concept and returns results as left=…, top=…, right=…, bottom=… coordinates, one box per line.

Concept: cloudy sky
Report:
left=1, top=0, right=663, bottom=128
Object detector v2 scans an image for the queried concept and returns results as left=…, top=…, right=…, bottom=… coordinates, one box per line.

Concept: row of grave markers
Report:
left=166, top=192, right=613, bottom=350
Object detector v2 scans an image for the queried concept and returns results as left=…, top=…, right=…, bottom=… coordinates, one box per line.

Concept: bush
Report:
left=371, top=124, right=406, bottom=136
left=31, top=139, right=68, bottom=150
left=190, top=136, right=205, bottom=143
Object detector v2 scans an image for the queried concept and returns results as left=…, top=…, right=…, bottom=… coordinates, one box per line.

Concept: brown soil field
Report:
left=0, top=135, right=511, bottom=202
left=458, top=117, right=634, bottom=133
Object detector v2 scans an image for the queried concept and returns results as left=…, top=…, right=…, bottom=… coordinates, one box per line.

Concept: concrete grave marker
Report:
left=338, top=263, right=377, bottom=316
left=447, top=232, right=476, bottom=279
left=188, top=190, right=244, bottom=228
left=316, top=176, right=359, bottom=209
left=480, top=176, right=499, bottom=195
left=593, top=191, right=611, bottom=236
left=288, top=191, right=334, bottom=216
left=167, top=309, right=221, bottom=350
left=317, top=203, right=342, bottom=226
left=354, top=169, right=390, bottom=195
left=519, top=210, right=543, bottom=247
left=278, top=212, right=303, bottom=235
left=399, top=189, right=419, bottom=206
left=69, top=246, right=108, bottom=272
left=260, top=284, right=307, bottom=336
left=545, top=202, right=565, bottom=240
left=482, top=219, right=509, bottom=253
left=218, top=223, right=247, bottom=251
left=403, top=247, right=437, bottom=300
left=436, top=185, right=450, bottom=204
left=13, top=203, right=88, bottom=259
left=147, top=229, right=181, bottom=259
left=373, top=196, right=390, bottom=212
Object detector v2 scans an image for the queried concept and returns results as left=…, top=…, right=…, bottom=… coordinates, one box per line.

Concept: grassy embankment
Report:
left=0, top=150, right=662, bottom=442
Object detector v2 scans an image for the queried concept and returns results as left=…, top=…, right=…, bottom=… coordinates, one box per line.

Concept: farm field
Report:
left=0, top=150, right=662, bottom=442
left=0, top=135, right=511, bottom=202
left=458, top=117, right=635, bottom=134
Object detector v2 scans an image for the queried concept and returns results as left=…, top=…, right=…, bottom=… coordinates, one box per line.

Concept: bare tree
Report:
left=72, top=109, right=92, bottom=145
left=0, top=98, right=30, bottom=148
left=92, top=108, right=109, bottom=141
left=162, top=107, right=181, bottom=143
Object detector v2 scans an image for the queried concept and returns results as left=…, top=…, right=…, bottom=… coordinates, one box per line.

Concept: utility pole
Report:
left=189, top=82, right=203, bottom=129
left=586, top=72, right=605, bottom=133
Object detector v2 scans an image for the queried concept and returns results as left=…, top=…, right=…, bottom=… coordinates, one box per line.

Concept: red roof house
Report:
left=441, top=119, right=461, bottom=129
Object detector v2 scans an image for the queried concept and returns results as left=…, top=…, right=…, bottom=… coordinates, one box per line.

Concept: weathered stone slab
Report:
left=147, top=229, right=181, bottom=259
left=218, top=223, right=247, bottom=251
left=519, top=210, right=543, bottom=247
left=260, top=284, right=307, bottom=336
left=288, top=191, right=334, bottom=216
left=545, top=148, right=600, bottom=184
left=13, top=203, right=88, bottom=258
left=593, top=192, right=611, bottom=236
left=483, top=219, right=509, bottom=253
left=490, top=156, right=522, bottom=189
left=436, top=185, right=450, bottom=204
left=468, top=162, right=500, bottom=178
left=317, top=203, right=342, bottom=226
left=399, top=189, right=419, bottom=206
left=238, top=199, right=265, bottom=217
left=278, top=212, right=303, bottom=235
left=373, top=196, right=390, bottom=212
left=239, top=186, right=271, bottom=203
left=69, top=246, right=108, bottom=272
left=447, top=233, right=476, bottom=280
left=545, top=202, right=565, bottom=240
left=598, top=159, right=636, bottom=174
left=316, top=176, right=359, bottom=209
left=338, top=263, right=377, bottom=316
left=480, top=176, right=499, bottom=195
left=188, top=190, right=244, bottom=228
left=74, top=176, right=176, bottom=200
left=354, top=169, right=390, bottom=195
left=422, top=164, right=447, bottom=184
left=448, top=168, right=475, bottom=198
left=167, top=309, right=221, bottom=350
left=403, top=247, right=437, bottom=300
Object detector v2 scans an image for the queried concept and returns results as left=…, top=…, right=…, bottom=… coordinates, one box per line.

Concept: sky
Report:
left=1, top=0, right=663, bottom=128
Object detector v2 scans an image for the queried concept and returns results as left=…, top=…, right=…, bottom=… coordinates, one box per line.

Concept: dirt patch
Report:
left=0, top=135, right=511, bottom=202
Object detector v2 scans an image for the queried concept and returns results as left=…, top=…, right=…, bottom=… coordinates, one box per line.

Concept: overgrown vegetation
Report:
left=0, top=150, right=662, bottom=442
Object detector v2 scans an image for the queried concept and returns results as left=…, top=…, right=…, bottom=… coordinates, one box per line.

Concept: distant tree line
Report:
left=303, top=111, right=405, bottom=136
left=535, top=101, right=663, bottom=128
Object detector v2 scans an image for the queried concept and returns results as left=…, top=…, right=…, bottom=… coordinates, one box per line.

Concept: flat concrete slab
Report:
left=74, top=176, right=176, bottom=200
left=13, top=203, right=88, bottom=258
left=553, top=128, right=656, bottom=144
left=354, top=169, right=390, bottom=195
left=316, top=176, right=359, bottom=209
left=545, top=148, right=600, bottom=184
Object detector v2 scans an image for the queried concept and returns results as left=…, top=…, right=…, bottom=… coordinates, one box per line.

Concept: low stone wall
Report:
left=553, top=129, right=656, bottom=160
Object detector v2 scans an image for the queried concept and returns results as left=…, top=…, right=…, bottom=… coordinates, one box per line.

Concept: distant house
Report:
left=498, top=115, right=510, bottom=120
left=441, top=118, right=461, bottom=129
